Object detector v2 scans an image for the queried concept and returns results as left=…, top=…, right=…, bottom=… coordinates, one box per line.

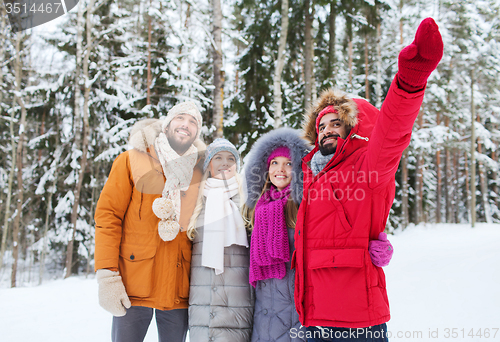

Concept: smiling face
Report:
left=166, top=114, right=198, bottom=154
left=268, top=156, right=292, bottom=191
left=209, top=151, right=237, bottom=180
left=317, top=112, right=348, bottom=156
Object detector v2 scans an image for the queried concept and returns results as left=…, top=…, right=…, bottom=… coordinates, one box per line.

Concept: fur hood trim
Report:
left=303, top=88, right=359, bottom=146
left=129, top=119, right=163, bottom=152
left=244, top=128, right=310, bottom=208
left=129, top=118, right=205, bottom=157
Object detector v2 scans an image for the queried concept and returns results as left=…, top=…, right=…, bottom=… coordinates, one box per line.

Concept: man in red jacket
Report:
left=293, top=18, right=443, bottom=341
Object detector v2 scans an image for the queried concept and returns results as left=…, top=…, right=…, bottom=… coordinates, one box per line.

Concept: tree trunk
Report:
left=399, top=0, right=408, bottom=229
left=11, top=30, right=28, bottom=288
left=328, top=2, right=336, bottom=84
left=0, top=6, right=5, bottom=115
left=453, top=150, right=459, bottom=223
left=348, top=39, right=353, bottom=92
left=401, top=149, right=409, bottom=228
left=177, top=2, right=191, bottom=72
left=235, top=45, right=240, bottom=94
left=435, top=112, right=441, bottom=223
left=0, top=100, right=17, bottom=272
left=273, top=0, right=289, bottom=128
left=0, top=5, right=5, bottom=252
left=464, top=151, right=471, bottom=223
left=213, top=0, right=224, bottom=138
left=39, top=180, right=55, bottom=284
left=375, top=21, right=382, bottom=108
left=435, top=149, right=442, bottom=223
left=364, top=34, right=370, bottom=102
left=415, top=154, right=423, bottom=223
left=444, top=116, right=451, bottom=222
left=470, top=70, right=476, bottom=227
left=445, top=144, right=452, bottom=223
left=399, top=0, right=404, bottom=45
left=492, top=148, right=498, bottom=210
left=477, top=121, right=492, bottom=223
left=40, top=113, right=62, bottom=284
left=65, top=0, right=94, bottom=278
left=0, top=6, right=15, bottom=269
left=86, top=189, right=96, bottom=277
left=304, top=0, right=313, bottom=109
left=147, top=15, right=152, bottom=105
left=311, top=49, right=317, bottom=103
left=415, top=110, right=424, bottom=224
left=86, top=158, right=100, bottom=277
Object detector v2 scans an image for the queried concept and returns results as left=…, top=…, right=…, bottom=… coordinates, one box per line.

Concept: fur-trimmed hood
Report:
left=244, top=128, right=310, bottom=208
left=303, top=88, right=362, bottom=146
left=128, top=118, right=205, bottom=157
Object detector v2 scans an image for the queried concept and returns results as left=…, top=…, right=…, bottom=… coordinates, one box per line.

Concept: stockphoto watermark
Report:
left=245, top=164, right=381, bottom=205
left=304, top=170, right=380, bottom=204
left=3, top=0, right=78, bottom=32
left=289, top=327, right=500, bottom=340
left=290, top=327, right=391, bottom=340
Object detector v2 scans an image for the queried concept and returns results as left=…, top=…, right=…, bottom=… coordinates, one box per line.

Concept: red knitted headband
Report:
left=315, top=105, right=338, bottom=133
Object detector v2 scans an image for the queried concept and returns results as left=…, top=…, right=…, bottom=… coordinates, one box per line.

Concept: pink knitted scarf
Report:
left=249, top=184, right=291, bottom=287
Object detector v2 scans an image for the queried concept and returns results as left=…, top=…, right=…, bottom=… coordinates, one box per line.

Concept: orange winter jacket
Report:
left=94, top=145, right=203, bottom=311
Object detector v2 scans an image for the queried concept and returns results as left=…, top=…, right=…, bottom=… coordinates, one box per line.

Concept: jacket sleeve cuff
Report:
left=392, top=73, right=426, bottom=100
left=94, top=258, right=119, bottom=272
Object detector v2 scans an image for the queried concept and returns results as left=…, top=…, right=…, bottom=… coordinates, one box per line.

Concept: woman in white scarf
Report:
left=187, top=139, right=254, bottom=342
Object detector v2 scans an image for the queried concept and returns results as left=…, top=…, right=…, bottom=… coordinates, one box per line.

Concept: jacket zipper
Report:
left=351, top=133, right=369, bottom=141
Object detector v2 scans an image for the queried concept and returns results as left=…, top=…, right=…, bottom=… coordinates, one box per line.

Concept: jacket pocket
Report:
left=178, top=249, right=192, bottom=299
left=119, top=244, right=157, bottom=298
left=307, top=248, right=370, bottom=322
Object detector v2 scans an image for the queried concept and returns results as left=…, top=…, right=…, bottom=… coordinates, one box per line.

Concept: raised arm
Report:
left=368, top=18, right=443, bottom=186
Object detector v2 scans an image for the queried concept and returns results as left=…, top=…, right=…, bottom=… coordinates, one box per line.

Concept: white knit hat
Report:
left=162, top=101, right=203, bottom=138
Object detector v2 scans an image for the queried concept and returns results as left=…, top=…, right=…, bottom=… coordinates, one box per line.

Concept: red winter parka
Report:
left=293, top=77, right=425, bottom=328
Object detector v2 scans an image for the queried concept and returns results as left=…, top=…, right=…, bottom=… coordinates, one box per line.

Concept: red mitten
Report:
left=397, top=17, right=443, bottom=93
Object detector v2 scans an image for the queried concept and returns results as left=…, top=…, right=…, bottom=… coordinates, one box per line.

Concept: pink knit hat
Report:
left=267, top=146, right=291, bottom=168
left=315, top=105, right=338, bottom=133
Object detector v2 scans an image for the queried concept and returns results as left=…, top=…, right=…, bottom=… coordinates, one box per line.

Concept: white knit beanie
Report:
left=162, top=101, right=203, bottom=138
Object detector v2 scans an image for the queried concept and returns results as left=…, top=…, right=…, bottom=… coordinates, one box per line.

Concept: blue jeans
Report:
left=306, top=324, right=389, bottom=342
left=112, top=306, right=188, bottom=342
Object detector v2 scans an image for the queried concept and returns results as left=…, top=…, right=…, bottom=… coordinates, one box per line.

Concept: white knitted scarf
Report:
left=152, top=132, right=198, bottom=241
left=202, top=176, right=248, bottom=275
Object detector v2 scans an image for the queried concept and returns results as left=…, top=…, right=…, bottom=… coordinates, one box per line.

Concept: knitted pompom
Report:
left=152, top=197, right=175, bottom=220
left=158, top=219, right=180, bottom=241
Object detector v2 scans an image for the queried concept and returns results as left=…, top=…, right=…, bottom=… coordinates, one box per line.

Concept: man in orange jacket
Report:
left=94, top=101, right=205, bottom=342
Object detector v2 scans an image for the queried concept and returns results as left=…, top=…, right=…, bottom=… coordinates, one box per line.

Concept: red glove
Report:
left=397, top=17, right=443, bottom=93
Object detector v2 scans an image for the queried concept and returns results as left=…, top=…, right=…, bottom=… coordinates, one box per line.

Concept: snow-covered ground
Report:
left=1, top=223, right=499, bottom=342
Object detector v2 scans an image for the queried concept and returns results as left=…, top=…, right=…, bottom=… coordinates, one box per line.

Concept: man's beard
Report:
left=166, top=128, right=196, bottom=155
left=168, top=137, right=191, bottom=154
left=318, top=134, right=339, bottom=156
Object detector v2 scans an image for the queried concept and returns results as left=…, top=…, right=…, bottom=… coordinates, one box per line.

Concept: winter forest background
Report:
left=0, top=0, right=499, bottom=287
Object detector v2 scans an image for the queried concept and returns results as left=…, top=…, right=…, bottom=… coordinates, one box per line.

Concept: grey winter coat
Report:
left=251, top=228, right=305, bottom=342
left=189, top=195, right=254, bottom=342
left=244, top=128, right=309, bottom=342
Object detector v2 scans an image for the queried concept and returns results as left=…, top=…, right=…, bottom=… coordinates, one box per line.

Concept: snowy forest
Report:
left=0, top=0, right=499, bottom=287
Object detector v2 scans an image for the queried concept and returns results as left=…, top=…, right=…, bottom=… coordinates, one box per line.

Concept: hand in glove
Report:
left=96, top=269, right=131, bottom=317
left=397, top=17, right=444, bottom=93
left=369, top=232, right=394, bottom=267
